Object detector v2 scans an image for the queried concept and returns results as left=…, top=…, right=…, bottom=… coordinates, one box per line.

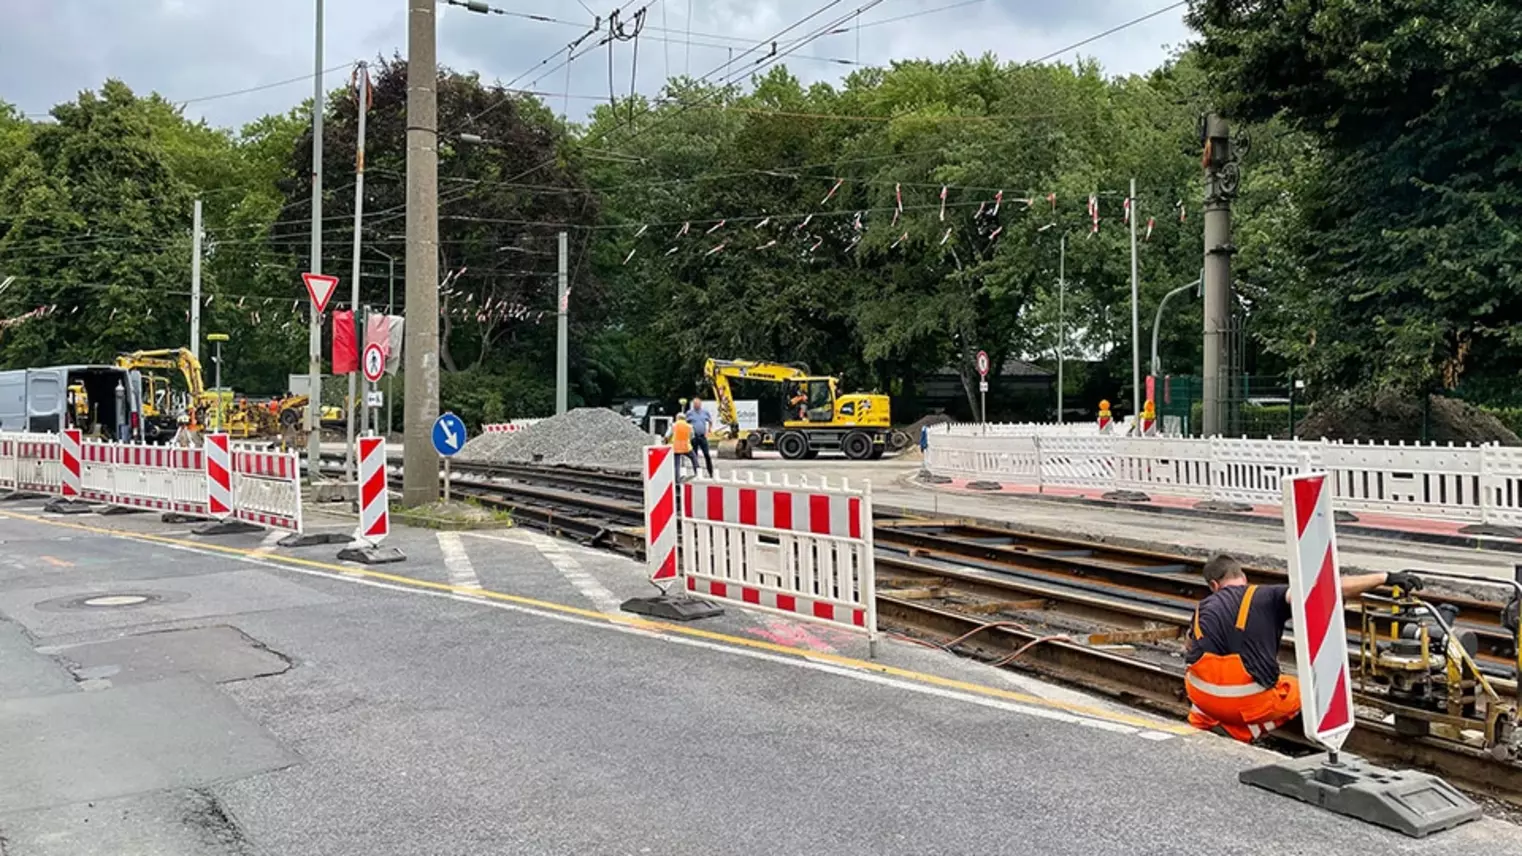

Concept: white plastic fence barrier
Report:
left=938, top=421, right=1101, bottom=437
left=79, top=438, right=116, bottom=504
left=481, top=418, right=546, bottom=434
left=924, top=431, right=1522, bottom=528
left=680, top=472, right=877, bottom=639
left=14, top=433, right=61, bottom=495
left=0, top=436, right=14, bottom=491
left=230, top=447, right=303, bottom=533
left=113, top=443, right=209, bottom=516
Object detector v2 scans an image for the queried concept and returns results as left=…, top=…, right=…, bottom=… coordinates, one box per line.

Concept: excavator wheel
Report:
left=776, top=431, right=809, bottom=461
left=842, top=430, right=874, bottom=461
left=280, top=408, right=300, bottom=427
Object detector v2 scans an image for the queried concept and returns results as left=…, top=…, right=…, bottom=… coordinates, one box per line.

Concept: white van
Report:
left=0, top=365, right=144, bottom=440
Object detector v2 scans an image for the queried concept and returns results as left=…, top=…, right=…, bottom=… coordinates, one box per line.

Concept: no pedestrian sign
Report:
left=362, top=342, right=385, bottom=383
left=976, top=350, right=990, bottom=377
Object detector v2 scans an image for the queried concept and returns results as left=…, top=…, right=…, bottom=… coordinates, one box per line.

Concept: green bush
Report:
left=1482, top=406, right=1522, bottom=439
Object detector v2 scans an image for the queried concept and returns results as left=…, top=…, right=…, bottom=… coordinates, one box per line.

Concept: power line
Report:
left=1029, top=1, right=1188, bottom=65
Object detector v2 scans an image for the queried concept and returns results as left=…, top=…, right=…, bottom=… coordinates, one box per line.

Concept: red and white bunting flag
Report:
left=975, top=201, right=986, bottom=218
left=755, top=216, right=770, bottom=229
left=705, top=219, right=726, bottom=235
left=893, top=183, right=903, bottom=226
left=704, top=241, right=727, bottom=257
left=623, top=248, right=637, bottom=265
left=560, top=288, right=571, bottom=312
left=1123, top=197, right=1131, bottom=224
left=820, top=177, right=844, bottom=205
left=676, top=221, right=690, bottom=238
left=940, top=227, right=953, bottom=245
left=1089, top=194, right=1100, bottom=234
left=665, top=246, right=679, bottom=256
left=1177, top=200, right=1187, bottom=222
left=758, top=239, right=777, bottom=250
left=890, top=230, right=908, bottom=249
left=989, top=226, right=1003, bottom=241
left=993, top=190, right=1003, bottom=216
left=1037, top=222, right=1056, bottom=232
left=846, top=235, right=862, bottom=253
left=808, top=236, right=823, bottom=253
left=794, top=213, right=813, bottom=232
left=852, top=211, right=863, bottom=231
left=633, top=224, right=649, bottom=238
left=237, top=296, right=245, bottom=307
left=1047, top=192, right=1056, bottom=211
left=1145, top=217, right=1155, bottom=241
left=939, top=185, right=948, bottom=221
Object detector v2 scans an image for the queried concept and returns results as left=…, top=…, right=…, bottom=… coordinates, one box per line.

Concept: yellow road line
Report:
left=0, top=509, right=1194, bottom=735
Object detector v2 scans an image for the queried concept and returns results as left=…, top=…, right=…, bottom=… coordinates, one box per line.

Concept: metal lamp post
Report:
left=1150, top=276, right=1202, bottom=382
left=207, top=333, right=229, bottom=432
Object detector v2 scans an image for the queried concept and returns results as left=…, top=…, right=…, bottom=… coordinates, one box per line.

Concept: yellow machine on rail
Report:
left=703, top=358, right=891, bottom=460
left=115, top=348, right=309, bottom=441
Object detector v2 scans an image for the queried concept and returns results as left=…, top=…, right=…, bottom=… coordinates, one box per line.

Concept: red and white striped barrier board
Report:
left=205, top=433, right=233, bottom=518
left=232, top=446, right=303, bottom=533
left=113, top=444, right=208, bottom=515
left=482, top=423, right=524, bottom=434
left=15, top=433, right=60, bottom=494
left=79, top=439, right=116, bottom=503
left=356, top=436, right=389, bottom=541
left=1282, top=472, right=1355, bottom=752
left=0, top=437, right=15, bottom=491
left=678, top=472, right=876, bottom=638
left=60, top=429, right=82, bottom=498
left=643, top=445, right=677, bottom=582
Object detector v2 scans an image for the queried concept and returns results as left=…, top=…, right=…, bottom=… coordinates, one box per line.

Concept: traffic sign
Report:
left=362, top=342, right=385, bottom=383
left=1282, top=472, right=1355, bottom=752
left=432, top=412, right=468, bottom=457
left=302, top=272, right=340, bottom=314
left=979, top=380, right=989, bottom=393
left=976, top=350, right=991, bottom=377
left=365, top=390, right=383, bottom=408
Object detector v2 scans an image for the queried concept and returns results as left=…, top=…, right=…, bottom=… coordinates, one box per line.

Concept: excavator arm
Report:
left=704, top=358, right=813, bottom=432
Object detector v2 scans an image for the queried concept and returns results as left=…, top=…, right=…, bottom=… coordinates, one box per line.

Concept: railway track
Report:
left=325, top=456, right=1522, bottom=803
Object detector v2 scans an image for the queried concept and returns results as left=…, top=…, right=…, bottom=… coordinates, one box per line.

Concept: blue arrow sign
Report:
left=432, top=412, right=468, bottom=457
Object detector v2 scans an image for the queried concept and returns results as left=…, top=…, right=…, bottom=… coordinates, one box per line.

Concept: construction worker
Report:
left=685, top=396, right=715, bottom=478
left=669, top=412, right=698, bottom=480
left=1184, top=553, right=1423, bottom=742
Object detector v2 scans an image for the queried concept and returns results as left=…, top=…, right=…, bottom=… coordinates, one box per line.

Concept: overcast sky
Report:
left=3, top=1, right=1191, bottom=129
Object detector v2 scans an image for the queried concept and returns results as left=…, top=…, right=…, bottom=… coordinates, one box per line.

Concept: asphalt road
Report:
left=1, top=502, right=1519, bottom=855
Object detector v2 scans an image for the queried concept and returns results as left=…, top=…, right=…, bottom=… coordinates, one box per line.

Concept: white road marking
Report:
left=131, top=536, right=1174, bottom=741
left=253, top=529, right=285, bottom=555
left=436, top=531, right=483, bottom=593
left=464, top=529, right=624, bottom=612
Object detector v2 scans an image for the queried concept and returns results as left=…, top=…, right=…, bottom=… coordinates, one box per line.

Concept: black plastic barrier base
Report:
left=43, top=498, right=94, bottom=515
left=193, top=518, right=264, bottom=536
left=1239, top=753, right=1480, bottom=838
left=337, top=545, right=406, bottom=564
left=279, top=531, right=352, bottom=548
left=620, top=594, right=724, bottom=622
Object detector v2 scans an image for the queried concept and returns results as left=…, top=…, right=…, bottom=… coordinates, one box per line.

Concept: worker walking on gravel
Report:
left=1184, top=553, right=1422, bottom=743
left=669, top=412, right=698, bottom=480
left=685, top=397, right=715, bottom=478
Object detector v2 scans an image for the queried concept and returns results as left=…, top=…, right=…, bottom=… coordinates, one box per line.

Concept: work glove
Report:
left=1386, top=571, right=1425, bottom=593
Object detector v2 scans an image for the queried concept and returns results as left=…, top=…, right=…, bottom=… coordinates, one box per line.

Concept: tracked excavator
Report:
left=115, top=348, right=308, bottom=441
left=703, top=358, right=891, bottom=460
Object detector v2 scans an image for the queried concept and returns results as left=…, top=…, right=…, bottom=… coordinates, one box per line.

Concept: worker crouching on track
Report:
left=1184, top=553, right=1422, bottom=742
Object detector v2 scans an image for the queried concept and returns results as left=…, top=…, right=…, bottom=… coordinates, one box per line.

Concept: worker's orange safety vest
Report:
left=1185, top=585, right=1301, bottom=742
left=670, top=421, right=693, bottom=454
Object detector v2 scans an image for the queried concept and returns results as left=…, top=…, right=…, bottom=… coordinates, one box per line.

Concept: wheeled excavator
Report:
left=115, top=348, right=308, bottom=440
left=703, top=358, right=891, bottom=460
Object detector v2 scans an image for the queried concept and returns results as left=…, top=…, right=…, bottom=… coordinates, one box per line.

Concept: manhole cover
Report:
left=36, top=590, right=189, bottom=613
left=82, top=595, right=151, bottom=607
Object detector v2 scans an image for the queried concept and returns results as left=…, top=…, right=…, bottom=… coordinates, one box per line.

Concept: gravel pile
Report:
left=458, top=407, right=653, bottom=470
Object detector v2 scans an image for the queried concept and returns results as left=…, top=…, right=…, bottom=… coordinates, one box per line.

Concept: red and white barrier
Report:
left=60, top=429, right=82, bottom=498
left=15, top=433, right=60, bottom=494
left=79, top=438, right=116, bottom=504
left=1282, top=472, right=1355, bottom=751
left=643, top=445, right=677, bottom=582
left=678, top=472, right=877, bottom=638
left=113, top=444, right=209, bottom=516
left=355, top=436, right=389, bottom=542
left=0, top=437, right=15, bottom=492
left=205, top=433, right=233, bottom=518
left=231, top=447, right=302, bottom=533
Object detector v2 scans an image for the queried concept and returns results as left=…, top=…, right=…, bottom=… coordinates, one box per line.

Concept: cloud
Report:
left=1, top=0, right=1189, bottom=130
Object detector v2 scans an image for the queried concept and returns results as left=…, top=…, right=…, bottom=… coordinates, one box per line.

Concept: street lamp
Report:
left=207, top=333, right=229, bottom=432
left=1150, top=275, right=1203, bottom=381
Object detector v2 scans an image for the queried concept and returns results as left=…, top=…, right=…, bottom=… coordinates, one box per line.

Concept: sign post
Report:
left=301, top=271, right=339, bottom=485
left=432, top=412, right=467, bottom=503
left=975, top=350, right=991, bottom=423
left=362, top=341, right=385, bottom=439
left=1239, top=471, right=1481, bottom=837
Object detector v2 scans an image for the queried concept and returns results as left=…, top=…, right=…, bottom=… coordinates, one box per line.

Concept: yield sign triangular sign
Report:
left=302, top=272, right=340, bottom=314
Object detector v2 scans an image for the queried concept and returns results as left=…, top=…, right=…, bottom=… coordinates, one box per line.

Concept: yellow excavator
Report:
left=703, top=358, right=891, bottom=460
left=115, top=348, right=309, bottom=440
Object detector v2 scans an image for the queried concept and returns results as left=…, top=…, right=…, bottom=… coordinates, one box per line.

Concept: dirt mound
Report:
left=1295, top=391, right=1520, bottom=445
left=902, top=413, right=951, bottom=445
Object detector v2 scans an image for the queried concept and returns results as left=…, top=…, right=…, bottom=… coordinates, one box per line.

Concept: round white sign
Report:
left=362, top=343, right=385, bottom=382
left=976, top=350, right=991, bottom=377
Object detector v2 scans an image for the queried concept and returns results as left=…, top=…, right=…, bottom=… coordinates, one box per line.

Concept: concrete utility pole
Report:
left=190, top=199, right=202, bottom=360
left=345, top=62, right=370, bottom=481
left=1129, top=177, right=1141, bottom=418
left=307, top=0, right=326, bottom=483
left=402, top=0, right=441, bottom=505
left=1201, top=114, right=1237, bottom=438
left=556, top=231, right=569, bottom=416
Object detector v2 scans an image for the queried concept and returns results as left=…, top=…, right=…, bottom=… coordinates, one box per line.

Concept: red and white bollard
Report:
left=45, top=428, right=92, bottom=514
left=337, top=435, right=405, bottom=564
left=194, top=433, right=262, bottom=534
left=619, top=444, right=723, bottom=621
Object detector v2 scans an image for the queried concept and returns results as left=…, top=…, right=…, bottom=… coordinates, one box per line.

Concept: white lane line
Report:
left=132, top=536, right=1176, bottom=742
left=518, top=529, right=623, bottom=613
left=436, top=531, right=483, bottom=594
left=253, top=529, right=285, bottom=555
